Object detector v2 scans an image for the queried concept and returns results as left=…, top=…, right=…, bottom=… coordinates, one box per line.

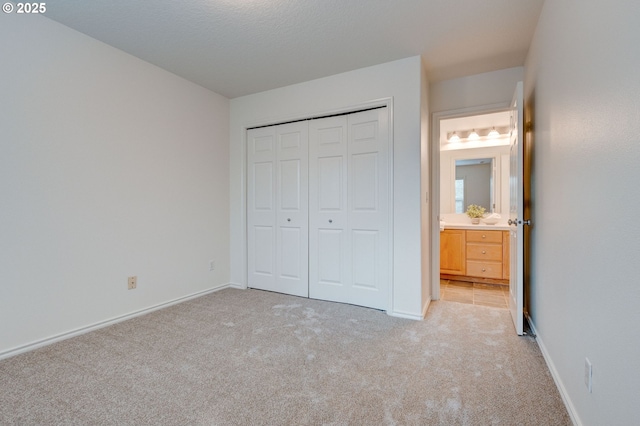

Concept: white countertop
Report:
left=442, top=223, right=511, bottom=231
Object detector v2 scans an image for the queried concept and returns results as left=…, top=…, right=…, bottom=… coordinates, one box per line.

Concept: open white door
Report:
left=508, top=82, right=525, bottom=335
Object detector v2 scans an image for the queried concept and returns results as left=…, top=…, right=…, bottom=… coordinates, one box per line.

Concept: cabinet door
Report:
left=440, top=229, right=466, bottom=275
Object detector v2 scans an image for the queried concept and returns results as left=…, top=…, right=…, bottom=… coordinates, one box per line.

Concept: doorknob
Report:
left=508, top=218, right=532, bottom=226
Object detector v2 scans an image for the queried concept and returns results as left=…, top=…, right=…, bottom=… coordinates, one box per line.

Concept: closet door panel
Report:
left=317, top=229, right=343, bottom=285
left=347, top=108, right=389, bottom=309
left=247, top=127, right=277, bottom=290
left=352, top=229, right=378, bottom=289
left=275, top=122, right=309, bottom=297
left=253, top=226, right=274, bottom=275
left=309, top=116, right=349, bottom=302
left=318, top=156, right=343, bottom=210
left=351, top=152, right=379, bottom=213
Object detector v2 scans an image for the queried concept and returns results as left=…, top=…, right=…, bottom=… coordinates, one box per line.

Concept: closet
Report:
left=247, top=107, right=390, bottom=310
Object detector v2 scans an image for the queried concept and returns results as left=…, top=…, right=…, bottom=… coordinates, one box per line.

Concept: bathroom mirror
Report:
left=440, top=146, right=510, bottom=215
left=454, top=158, right=493, bottom=213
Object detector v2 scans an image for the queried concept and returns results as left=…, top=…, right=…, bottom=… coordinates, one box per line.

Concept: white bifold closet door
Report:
left=247, top=121, right=309, bottom=297
left=309, top=108, right=389, bottom=310
left=247, top=107, right=389, bottom=310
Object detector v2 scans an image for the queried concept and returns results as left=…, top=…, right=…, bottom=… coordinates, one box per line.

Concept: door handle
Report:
left=508, top=218, right=532, bottom=226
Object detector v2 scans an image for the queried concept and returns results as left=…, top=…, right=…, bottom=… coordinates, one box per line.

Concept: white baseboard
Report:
left=389, top=298, right=431, bottom=321
left=388, top=308, right=425, bottom=321
left=527, top=316, right=582, bottom=426
left=422, top=298, right=431, bottom=319
left=0, top=283, right=235, bottom=361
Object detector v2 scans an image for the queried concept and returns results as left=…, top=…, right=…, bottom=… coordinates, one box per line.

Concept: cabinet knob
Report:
left=482, top=250, right=486, bottom=254
left=482, top=234, right=486, bottom=239
left=329, top=219, right=333, bottom=223
left=287, top=218, right=291, bottom=222
left=482, top=268, right=486, bottom=272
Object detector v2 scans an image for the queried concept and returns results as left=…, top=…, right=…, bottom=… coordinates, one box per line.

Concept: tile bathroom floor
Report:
left=440, top=279, right=509, bottom=309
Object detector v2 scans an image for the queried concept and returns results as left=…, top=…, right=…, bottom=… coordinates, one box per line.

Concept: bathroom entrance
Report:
left=431, top=82, right=527, bottom=334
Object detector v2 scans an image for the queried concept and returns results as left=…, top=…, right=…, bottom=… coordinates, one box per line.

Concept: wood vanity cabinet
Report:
left=440, top=229, right=466, bottom=275
left=441, top=229, right=510, bottom=284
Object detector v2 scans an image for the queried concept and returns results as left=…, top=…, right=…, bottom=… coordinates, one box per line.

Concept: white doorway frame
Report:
left=239, top=98, right=396, bottom=313
left=430, top=102, right=511, bottom=300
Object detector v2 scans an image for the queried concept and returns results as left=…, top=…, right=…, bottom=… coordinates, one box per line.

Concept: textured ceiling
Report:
left=43, top=0, right=545, bottom=99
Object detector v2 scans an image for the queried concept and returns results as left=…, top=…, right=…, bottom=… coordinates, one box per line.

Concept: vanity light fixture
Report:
left=446, top=126, right=509, bottom=143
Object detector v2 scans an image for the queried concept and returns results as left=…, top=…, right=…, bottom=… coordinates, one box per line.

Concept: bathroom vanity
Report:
left=440, top=226, right=510, bottom=285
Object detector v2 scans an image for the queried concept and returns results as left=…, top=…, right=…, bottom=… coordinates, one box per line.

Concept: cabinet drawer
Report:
left=466, top=243, right=502, bottom=261
left=466, top=230, right=503, bottom=243
left=466, top=261, right=503, bottom=279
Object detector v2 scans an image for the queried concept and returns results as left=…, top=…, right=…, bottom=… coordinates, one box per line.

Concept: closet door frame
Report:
left=242, top=98, right=394, bottom=312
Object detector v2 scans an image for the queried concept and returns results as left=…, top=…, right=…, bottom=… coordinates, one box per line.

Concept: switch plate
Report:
left=584, top=358, right=592, bottom=393
left=128, top=276, right=137, bottom=290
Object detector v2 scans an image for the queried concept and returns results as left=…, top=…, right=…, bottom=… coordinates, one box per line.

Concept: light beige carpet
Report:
left=0, top=288, right=571, bottom=425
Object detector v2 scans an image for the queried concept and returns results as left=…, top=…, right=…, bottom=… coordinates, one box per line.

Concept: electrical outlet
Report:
left=209, top=260, right=215, bottom=271
left=128, top=276, right=137, bottom=290
left=584, top=358, right=592, bottom=393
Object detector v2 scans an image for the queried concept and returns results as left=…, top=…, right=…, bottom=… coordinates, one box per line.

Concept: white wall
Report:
left=430, top=67, right=524, bottom=113
left=230, top=56, right=425, bottom=318
left=0, top=15, right=230, bottom=356
left=524, top=1, right=640, bottom=424
left=420, top=60, right=431, bottom=312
